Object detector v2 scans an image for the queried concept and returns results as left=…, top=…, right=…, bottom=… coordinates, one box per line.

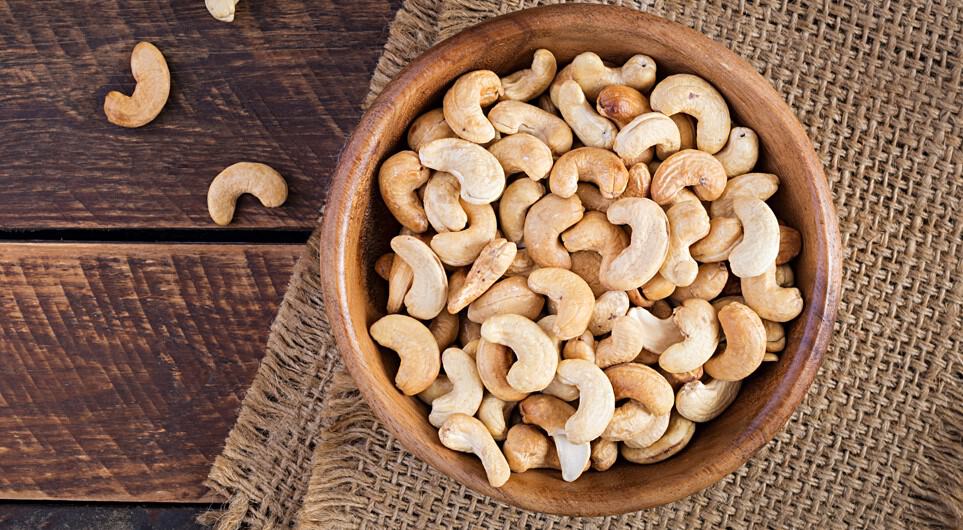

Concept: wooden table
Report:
left=0, top=0, right=401, bottom=525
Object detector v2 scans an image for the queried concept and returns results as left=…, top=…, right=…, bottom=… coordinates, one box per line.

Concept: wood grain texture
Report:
left=0, top=502, right=207, bottom=529
left=0, top=0, right=397, bottom=230
left=0, top=243, right=300, bottom=501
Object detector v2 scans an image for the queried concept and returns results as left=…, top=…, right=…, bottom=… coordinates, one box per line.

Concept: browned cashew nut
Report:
left=369, top=314, right=441, bottom=396
left=642, top=273, right=676, bottom=302
left=661, top=200, right=711, bottom=287
left=488, top=101, right=574, bottom=156
left=488, top=133, right=554, bottom=181
left=443, top=70, right=502, bottom=143
left=503, top=424, right=561, bottom=472
left=374, top=253, right=395, bottom=281
left=714, top=127, right=759, bottom=177
left=621, top=412, right=696, bottom=463
left=741, top=263, right=804, bottom=322
left=613, top=112, right=682, bottom=167
left=519, top=394, right=590, bottom=481
left=571, top=52, right=657, bottom=100
left=447, top=239, right=517, bottom=313
left=467, top=276, right=544, bottom=323
left=505, top=249, right=537, bottom=277
left=729, top=198, right=780, bottom=278
left=407, top=108, right=456, bottom=152
left=556, top=80, right=618, bottom=149
left=649, top=74, right=731, bottom=154
left=430, top=200, right=497, bottom=266
left=104, top=42, right=170, bottom=128
left=549, top=147, right=629, bottom=199
left=377, top=151, right=430, bottom=232
left=704, top=302, right=767, bottom=381
left=594, top=315, right=646, bottom=368
left=691, top=216, right=743, bottom=263
left=596, top=85, right=651, bottom=128
left=670, top=262, right=729, bottom=302
left=777, top=225, right=802, bottom=264
left=424, top=172, right=467, bottom=233
left=605, top=363, right=675, bottom=417
left=561, top=211, right=629, bottom=291
left=605, top=198, right=671, bottom=290
left=438, top=414, right=511, bottom=487
left=659, top=299, right=720, bottom=373
left=500, top=49, right=557, bottom=101
left=419, top=138, right=505, bottom=205
left=386, top=253, right=413, bottom=313
left=575, top=183, right=616, bottom=213
left=650, top=149, right=728, bottom=205
left=523, top=193, right=584, bottom=269
left=480, top=313, right=558, bottom=393
left=570, top=251, right=607, bottom=297
left=528, top=268, right=595, bottom=340
left=207, top=162, right=288, bottom=226
left=391, top=235, right=448, bottom=320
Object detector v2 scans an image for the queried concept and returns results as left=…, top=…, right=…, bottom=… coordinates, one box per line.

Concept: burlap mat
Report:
left=202, top=1, right=963, bottom=528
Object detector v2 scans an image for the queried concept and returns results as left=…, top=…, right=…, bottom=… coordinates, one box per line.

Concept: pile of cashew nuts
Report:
left=369, top=49, right=804, bottom=487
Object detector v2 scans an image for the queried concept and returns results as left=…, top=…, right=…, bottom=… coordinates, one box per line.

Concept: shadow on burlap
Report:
left=202, top=1, right=963, bottom=528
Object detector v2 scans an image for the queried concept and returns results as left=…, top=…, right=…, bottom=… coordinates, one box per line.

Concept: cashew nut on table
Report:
left=368, top=48, right=806, bottom=487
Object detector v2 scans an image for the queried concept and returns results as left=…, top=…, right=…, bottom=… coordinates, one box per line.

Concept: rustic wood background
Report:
left=0, top=0, right=402, bottom=524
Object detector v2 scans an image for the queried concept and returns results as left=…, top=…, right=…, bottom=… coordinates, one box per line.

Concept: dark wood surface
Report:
left=0, top=502, right=207, bottom=529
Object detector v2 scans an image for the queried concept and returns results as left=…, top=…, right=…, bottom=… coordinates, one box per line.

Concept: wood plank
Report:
left=0, top=243, right=301, bottom=501
left=0, top=501, right=206, bottom=529
left=0, top=0, right=399, bottom=230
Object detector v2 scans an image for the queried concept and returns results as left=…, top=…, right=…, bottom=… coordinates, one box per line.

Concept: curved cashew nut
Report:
left=556, top=80, right=618, bottom=149
left=390, top=235, right=448, bottom=319
left=475, top=338, right=528, bottom=402
left=624, top=162, right=652, bottom=199
left=424, top=172, right=468, bottom=233
left=570, top=251, right=606, bottom=297
left=776, top=264, right=795, bottom=287
left=369, top=314, right=441, bottom=395
left=595, top=315, right=647, bottom=368
left=690, top=216, right=743, bottom=263
left=488, top=133, right=554, bottom=181
left=649, top=74, right=731, bottom=154
left=104, top=42, right=170, bottom=128
left=503, top=424, right=561, bottom=472
left=499, top=178, right=545, bottom=243
left=621, top=412, right=695, bottom=463
left=661, top=200, right=711, bottom=287
left=605, top=362, right=675, bottom=417
left=710, top=172, right=780, bottom=217
left=430, top=200, right=497, bottom=266
left=478, top=394, right=516, bottom=441
left=589, top=290, right=630, bottom=335
left=561, top=211, right=629, bottom=291
left=528, top=268, right=595, bottom=340
left=429, top=348, right=484, bottom=427
left=659, top=299, right=720, bottom=373
left=377, top=151, right=430, bottom=232
left=419, top=138, right=505, bottom=205
left=443, top=70, right=501, bottom=143
left=571, top=52, right=657, bottom=100
left=596, top=84, right=650, bottom=128
left=742, top=263, right=804, bottom=322
left=429, top=310, right=460, bottom=349
left=467, top=276, right=544, bottom=323
left=386, top=253, right=413, bottom=313
left=518, top=394, right=590, bottom=481
left=488, top=101, right=573, bottom=156
left=438, top=413, right=510, bottom=487
left=626, top=306, right=685, bottom=354
left=777, top=225, right=802, bottom=264
left=447, top=239, right=517, bottom=313
left=548, top=63, right=576, bottom=106
left=207, top=162, right=288, bottom=226
left=613, top=112, right=682, bottom=167
left=610, top=402, right=671, bottom=449
left=523, top=193, right=584, bottom=269
left=729, top=198, right=780, bottom=278
left=408, top=108, right=456, bottom=152
left=714, top=127, right=759, bottom=176
left=676, top=378, right=741, bottom=423
left=480, top=314, right=558, bottom=392
left=670, top=262, right=729, bottom=302
left=656, top=114, right=696, bottom=160
left=556, top=359, right=616, bottom=445
left=500, top=49, right=557, bottom=101
left=591, top=438, right=618, bottom=471
left=549, top=147, right=629, bottom=199
left=704, top=302, right=767, bottom=381
left=650, top=149, right=727, bottom=205
left=605, top=198, right=671, bottom=290
left=417, top=375, right=453, bottom=405
left=575, top=183, right=616, bottom=213
left=642, top=273, right=676, bottom=302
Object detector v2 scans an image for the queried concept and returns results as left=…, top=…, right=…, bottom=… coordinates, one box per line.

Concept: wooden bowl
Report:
left=320, top=4, right=841, bottom=516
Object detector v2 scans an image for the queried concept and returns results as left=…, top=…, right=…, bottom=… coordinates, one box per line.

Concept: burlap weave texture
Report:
left=204, top=1, right=963, bottom=528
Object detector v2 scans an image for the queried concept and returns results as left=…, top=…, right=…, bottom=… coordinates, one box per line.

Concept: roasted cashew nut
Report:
left=561, top=211, right=629, bottom=291
left=659, top=366, right=704, bottom=390
left=608, top=401, right=670, bottom=449
left=460, top=318, right=482, bottom=346
left=505, top=249, right=537, bottom=277
left=478, top=394, right=516, bottom=441
left=605, top=198, right=670, bottom=290
left=710, top=172, right=780, bottom=217
left=603, top=363, right=674, bottom=444
left=670, top=262, right=729, bottom=302
left=386, top=253, right=413, bottom=313
left=443, top=70, right=502, bottom=143
left=419, top=138, right=505, bottom=206
left=765, top=319, right=786, bottom=352
left=447, top=239, right=517, bottom=313
left=656, top=114, right=696, bottom=160
left=438, top=413, right=511, bottom=487
left=556, top=80, right=618, bottom=149
left=675, top=379, right=742, bottom=422
left=562, top=331, right=596, bottom=363
left=500, top=49, right=557, bottom=101
left=549, top=147, right=629, bottom=199
left=595, top=315, right=647, bottom=368
left=703, top=301, right=767, bottom=381
left=430, top=200, right=497, bottom=266
left=369, top=314, right=441, bottom=396
left=488, top=101, right=574, bottom=156
left=523, top=193, right=584, bottom=269
left=591, top=438, right=619, bottom=471
left=570, top=250, right=607, bottom=297
left=729, top=198, right=780, bottom=278
left=690, top=216, right=743, bottom=263
left=661, top=199, right=711, bottom=287
left=377, top=151, right=430, bottom=232
left=642, top=273, right=676, bottom=302
left=467, top=275, right=544, bottom=323
left=621, top=412, right=695, bottom=463
left=576, top=183, right=616, bottom=213
left=741, top=263, right=804, bottom=322
left=659, top=299, right=720, bottom=373
left=649, top=73, right=731, bottom=154
left=528, top=268, right=595, bottom=340
left=624, top=162, right=652, bottom=199
left=429, top=348, right=484, bottom=427
left=519, top=394, right=591, bottom=481
left=475, top=338, right=528, bottom=402
left=589, top=290, right=630, bottom=335
left=650, top=149, right=727, bottom=205
left=499, top=178, right=546, bottom=243
left=408, top=108, right=456, bottom=152
left=714, top=127, right=759, bottom=177
left=625, top=306, right=685, bottom=354
left=613, top=112, right=682, bottom=167
left=207, top=162, right=288, bottom=226
left=480, top=313, right=558, bottom=393
left=374, top=253, right=395, bottom=281
left=556, top=359, right=615, bottom=444
left=503, top=424, right=561, bottom=472
left=429, top=310, right=460, bottom=349
left=777, top=224, right=802, bottom=264
left=571, top=52, right=657, bottom=100
left=391, top=235, right=448, bottom=320
left=417, top=375, right=453, bottom=405
left=488, top=133, right=554, bottom=181
left=424, top=172, right=468, bottom=233
left=104, top=42, right=170, bottom=128
left=596, top=85, right=650, bottom=128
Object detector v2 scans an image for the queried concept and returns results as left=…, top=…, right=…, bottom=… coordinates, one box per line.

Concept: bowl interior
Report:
left=323, top=4, right=839, bottom=516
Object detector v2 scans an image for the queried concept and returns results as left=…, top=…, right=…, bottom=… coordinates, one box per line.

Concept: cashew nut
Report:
left=675, top=379, right=741, bottom=422
left=499, top=178, right=545, bottom=243
left=552, top=149, right=629, bottom=201
left=661, top=200, right=711, bottom=287
left=475, top=338, right=528, bottom=402
left=691, top=216, right=743, bottom=263
left=480, top=313, right=558, bottom=392
left=589, top=438, right=618, bottom=471
left=537, top=93, right=559, bottom=115
left=528, top=268, right=595, bottom=340
left=430, top=201, right=497, bottom=266
left=488, top=101, right=574, bottom=156
left=561, top=211, right=629, bottom=291
left=417, top=375, right=453, bottom=405
left=624, top=162, right=652, bottom=199
left=714, top=127, right=759, bottom=177
left=655, top=114, right=696, bottom=160
left=376, top=151, right=431, bottom=232
left=605, top=362, right=675, bottom=417
left=488, top=133, right=554, bottom=181
left=777, top=225, right=802, bottom=264
left=369, top=314, right=441, bottom=395
left=430, top=310, right=460, bottom=349
left=443, top=70, right=501, bottom=143
left=765, top=319, right=786, bottom=352
left=429, top=348, right=484, bottom=427
left=467, top=275, right=544, bottom=323
left=704, top=301, right=767, bottom=381
left=571, top=52, right=657, bottom=100
left=659, top=299, right=720, bottom=373
left=596, top=84, right=650, bottom=128
left=613, top=112, right=682, bottom=167
left=621, top=412, right=696, bottom=463
left=518, top=394, right=591, bottom=481
left=207, top=162, right=288, bottom=226
left=776, top=264, right=795, bottom=287
left=501, top=49, right=557, bottom=101
left=642, top=273, right=676, bottom=302
left=548, top=63, right=576, bottom=107
left=374, top=253, right=395, bottom=281
left=605, top=198, right=671, bottom=290
left=206, top=0, right=240, bottom=21
left=575, top=183, right=616, bottom=213
left=477, top=394, right=515, bottom=441
left=555, top=359, right=615, bottom=444
left=562, top=331, right=596, bottom=363
left=391, top=235, right=448, bottom=320
left=408, top=108, right=456, bottom=152
left=625, top=306, right=685, bottom=354
left=104, top=42, right=170, bottom=128
left=419, top=138, right=505, bottom=205
left=523, top=193, right=584, bottom=268
left=503, top=424, right=560, bottom=472
left=611, top=402, right=671, bottom=449
left=670, top=262, right=729, bottom=302
left=729, top=198, right=780, bottom=278
left=423, top=172, right=467, bottom=233
left=447, top=239, right=517, bottom=313
left=556, top=80, right=618, bottom=149
left=438, top=413, right=510, bottom=487
left=709, top=172, right=780, bottom=217
left=460, top=318, right=482, bottom=346
left=741, top=263, right=804, bottom=322
left=589, top=291, right=630, bottom=335
left=659, top=366, right=704, bottom=390
left=386, top=254, right=413, bottom=314
left=649, top=74, right=731, bottom=154
left=595, top=315, right=646, bottom=368
left=505, top=249, right=537, bottom=277
left=570, top=250, right=607, bottom=297
left=650, top=149, right=727, bottom=204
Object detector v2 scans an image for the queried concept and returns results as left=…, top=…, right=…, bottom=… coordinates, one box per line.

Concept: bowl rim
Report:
left=321, top=3, right=842, bottom=516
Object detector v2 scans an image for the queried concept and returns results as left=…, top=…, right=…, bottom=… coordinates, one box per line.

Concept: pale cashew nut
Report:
left=424, top=172, right=467, bottom=233
left=596, top=85, right=650, bottom=128
left=571, top=52, right=657, bottom=100
left=104, top=42, right=170, bottom=128
left=430, top=310, right=460, bottom=349
left=714, top=127, right=759, bottom=177
left=518, top=394, right=590, bottom=481
left=391, top=235, right=448, bottom=320
left=690, top=216, right=743, bottom=263
left=776, top=264, right=795, bottom=287
left=548, top=63, right=576, bottom=106
left=661, top=200, right=711, bottom=287
left=595, top=315, right=646, bottom=368
left=650, top=149, right=727, bottom=204
left=613, top=112, right=682, bottom=167
left=729, top=198, right=780, bottom=278
left=605, top=198, right=671, bottom=290
left=443, top=70, right=502, bottom=143
left=528, top=268, right=595, bottom=340
left=675, top=379, right=741, bottom=422
left=475, top=338, right=528, bottom=402
left=764, top=353, right=780, bottom=362
left=488, top=101, right=573, bottom=156
left=649, top=74, right=731, bottom=154
left=477, top=394, right=516, bottom=441
left=591, top=438, right=619, bottom=471
left=481, top=313, right=558, bottom=392
left=561, top=211, right=629, bottom=291
left=488, top=133, right=554, bottom=181
left=417, top=375, right=453, bottom=405
left=523, top=193, right=584, bottom=269
left=206, top=0, right=240, bottom=22
left=499, top=178, right=545, bottom=243
left=430, top=200, right=497, bottom=266
left=589, top=291, right=630, bottom=335
left=408, top=108, right=456, bottom=152
left=642, top=273, right=676, bottom=302
left=765, top=319, right=786, bottom=352
left=612, top=402, right=671, bottom=449
left=556, top=359, right=615, bottom=445
left=447, top=239, right=517, bottom=313
left=503, top=424, right=560, bottom=472
left=369, top=314, right=441, bottom=395
left=500, top=49, right=557, bottom=101
left=549, top=147, right=629, bottom=199
left=386, top=254, right=413, bottom=314
left=570, top=251, right=606, bottom=297
left=208, top=162, right=288, bottom=225
left=429, top=348, right=484, bottom=427
left=656, top=114, right=696, bottom=160
left=621, top=412, right=696, bottom=463
left=659, top=299, right=720, bottom=373
left=709, top=172, right=780, bottom=217
left=625, top=307, right=685, bottom=354
left=467, top=276, right=544, bottom=323
left=670, top=262, right=729, bottom=302
left=703, top=302, right=767, bottom=381
left=556, top=80, right=618, bottom=149
left=777, top=225, right=802, bottom=264
left=575, top=183, right=616, bottom=213
left=419, top=138, right=505, bottom=205
left=741, top=263, right=804, bottom=322
left=438, top=413, right=511, bottom=487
